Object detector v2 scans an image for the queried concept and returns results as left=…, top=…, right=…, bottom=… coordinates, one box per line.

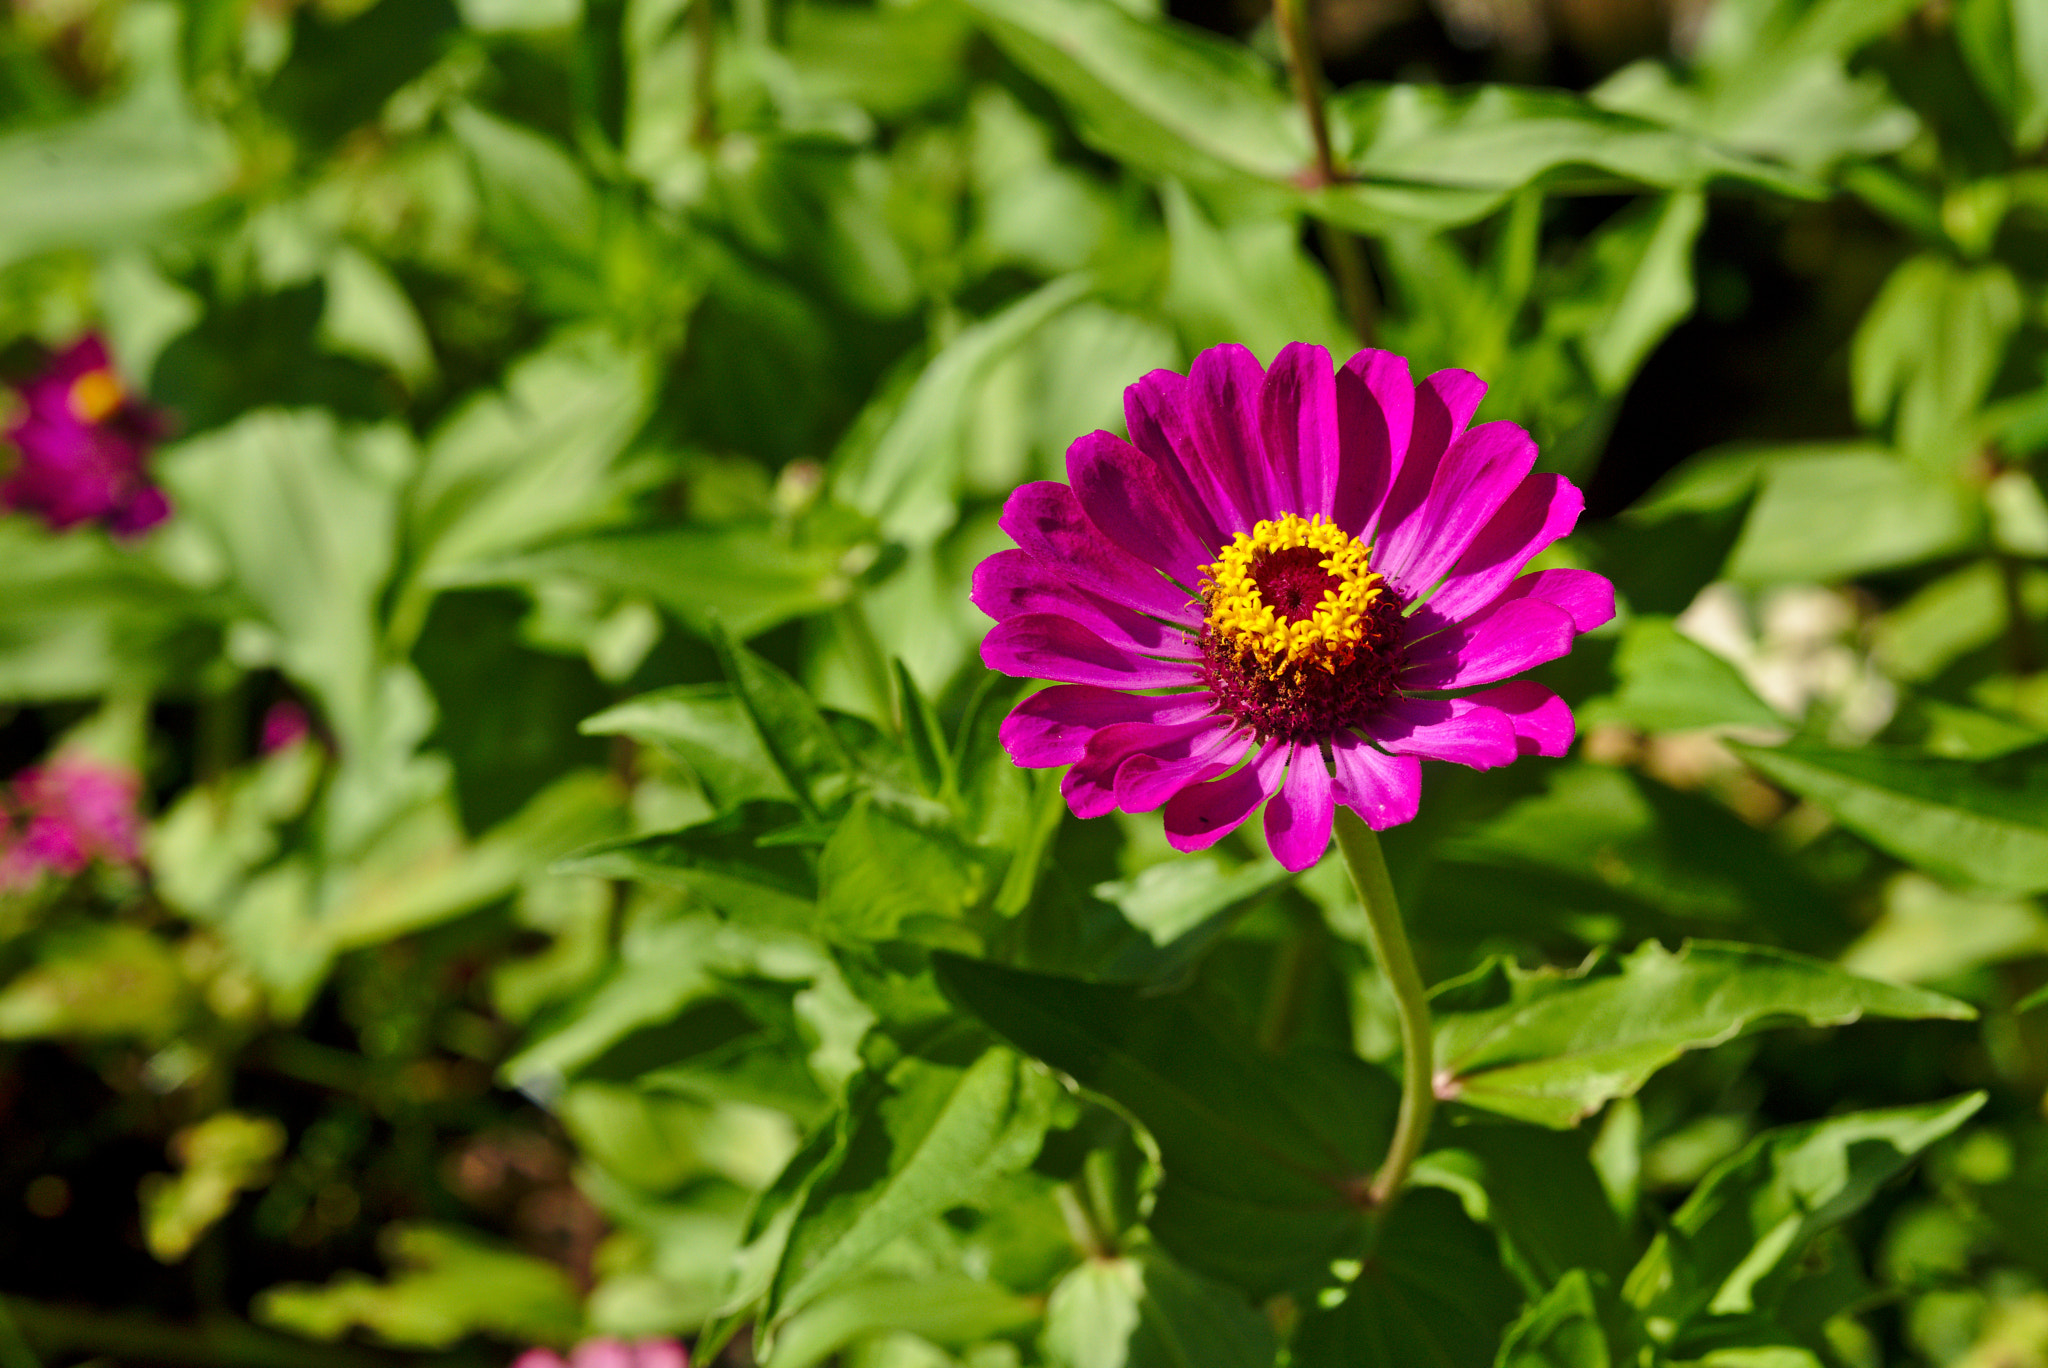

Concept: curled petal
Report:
left=1463, top=680, right=1575, bottom=757
left=1419, top=474, right=1583, bottom=625
left=1264, top=741, right=1336, bottom=871
left=998, top=482, right=1198, bottom=623
left=1377, top=421, right=1539, bottom=598
left=973, top=550, right=1198, bottom=658
left=1330, top=734, right=1421, bottom=830
left=1399, top=597, right=1577, bottom=690
left=998, top=685, right=1214, bottom=767
left=982, top=614, right=1202, bottom=689
left=1114, top=722, right=1252, bottom=813
left=1162, top=740, right=1288, bottom=852
left=1067, top=429, right=1214, bottom=587
left=1495, top=567, right=1615, bottom=634
left=1362, top=695, right=1520, bottom=770
left=1260, top=343, right=1339, bottom=520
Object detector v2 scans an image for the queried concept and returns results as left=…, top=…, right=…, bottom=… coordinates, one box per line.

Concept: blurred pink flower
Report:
left=511, top=1340, right=689, bottom=1368
left=2, top=334, right=172, bottom=536
left=260, top=699, right=311, bottom=753
left=0, top=754, right=145, bottom=890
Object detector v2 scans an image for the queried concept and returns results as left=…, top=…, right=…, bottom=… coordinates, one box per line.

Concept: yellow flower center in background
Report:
left=1201, top=514, right=1388, bottom=674
left=68, top=369, right=124, bottom=424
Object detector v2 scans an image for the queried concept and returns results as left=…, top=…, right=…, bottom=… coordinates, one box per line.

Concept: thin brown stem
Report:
left=1273, top=0, right=1378, bottom=341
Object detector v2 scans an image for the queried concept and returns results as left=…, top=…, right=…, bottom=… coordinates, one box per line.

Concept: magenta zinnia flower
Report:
left=0, top=753, right=145, bottom=890
left=974, top=343, right=1614, bottom=872
left=2, top=334, right=171, bottom=536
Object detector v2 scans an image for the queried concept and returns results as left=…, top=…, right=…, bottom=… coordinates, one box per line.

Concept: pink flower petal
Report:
left=1260, top=343, right=1339, bottom=519
left=1162, top=740, right=1288, bottom=852
left=999, top=685, right=1215, bottom=766
left=510, top=1351, right=570, bottom=1368
left=1123, top=367, right=1233, bottom=549
left=1494, top=567, right=1615, bottom=633
left=635, top=1342, right=689, bottom=1368
left=998, top=482, right=1197, bottom=623
left=571, top=1341, right=635, bottom=1368
left=1464, top=680, right=1575, bottom=757
left=1418, top=474, right=1582, bottom=625
left=982, top=614, right=1203, bottom=689
left=1331, top=733, right=1421, bottom=830
left=972, top=550, right=1198, bottom=658
left=1264, top=741, right=1335, bottom=871
left=1113, top=721, right=1251, bottom=813
left=1064, top=719, right=1215, bottom=819
left=1183, top=345, right=1273, bottom=530
left=1067, top=429, right=1215, bottom=587
left=1332, top=350, right=1407, bottom=538
left=1376, top=421, right=1539, bottom=599
left=1399, top=596, right=1577, bottom=689
left=1365, top=368, right=1484, bottom=544
left=1361, top=695, right=1520, bottom=769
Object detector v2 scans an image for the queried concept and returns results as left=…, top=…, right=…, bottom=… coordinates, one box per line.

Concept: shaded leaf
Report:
left=1734, top=741, right=2048, bottom=895
left=1434, top=940, right=1973, bottom=1127
left=1041, top=1247, right=1275, bottom=1368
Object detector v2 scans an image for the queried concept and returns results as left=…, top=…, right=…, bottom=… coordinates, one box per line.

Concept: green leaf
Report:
left=816, top=800, right=987, bottom=947
left=766, top=1046, right=1060, bottom=1328
left=1558, top=190, right=1705, bottom=395
left=933, top=954, right=1395, bottom=1295
left=1713, top=444, right=1979, bottom=584
left=449, top=103, right=607, bottom=317
left=769, top=1273, right=1040, bottom=1368
left=1734, top=740, right=2048, bottom=895
left=958, top=0, right=1302, bottom=187
left=1159, top=183, right=1355, bottom=360
left=712, top=622, right=862, bottom=821
left=1086, top=857, right=1294, bottom=985
left=1851, top=255, right=2022, bottom=472
left=1956, top=0, right=2048, bottom=150
left=1592, top=0, right=1921, bottom=176
left=404, top=328, right=658, bottom=608
left=895, top=659, right=954, bottom=802
left=1497, top=1268, right=1627, bottom=1368
left=833, top=272, right=1091, bottom=545
left=556, top=806, right=818, bottom=931
left=1624, top=1095, right=1987, bottom=1326
left=1287, top=1188, right=1522, bottom=1368
left=1040, top=1247, right=1276, bottom=1368
left=1580, top=617, right=1783, bottom=734
left=2020, top=983, right=2048, bottom=1014
left=255, top=1224, right=581, bottom=1350
left=1416, top=1122, right=1629, bottom=1290
left=140, top=1112, right=287, bottom=1263
left=1434, top=940, right=1974, bottom=1128
left=1839, top=872, right=2048, bottom=985
left=583, top=686, right=796, bottom=810
left=485, top=516, right=878, bottom=641
left=0, top=924, right=191, bottom=1042
left=0, top=4, right=234, bottom=267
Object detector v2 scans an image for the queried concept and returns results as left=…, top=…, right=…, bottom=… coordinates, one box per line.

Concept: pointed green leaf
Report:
left=1041, top=1247, right=1276, bottom=1368
left=554, top=804, right=818, bottom=930
left=1435, top=940, right=1973, bottom=1128
left=933, top=954, right=1394, bottom=1295
left=1734, top=741, right=2048, bottom=894
left=767, top=1046, right=1060, bottom=1326
left=711, top=623, right=862, bottom=821
left=1625, top=1095, right=1987, bottom=1326
left=583, top=687, right=797, bottom=810
left=1580, top=617, right=1783, bottom=734
left=1288, top=1188, right=1522, bottom=1368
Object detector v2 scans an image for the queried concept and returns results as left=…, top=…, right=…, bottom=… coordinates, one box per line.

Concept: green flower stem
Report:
left=1333, top=806, right=1434, bottom=1206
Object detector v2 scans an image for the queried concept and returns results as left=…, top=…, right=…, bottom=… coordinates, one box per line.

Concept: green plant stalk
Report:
left=1332, top=807, right=1433, bottom=1206
left=1271, top=0, right=1378, bottom=342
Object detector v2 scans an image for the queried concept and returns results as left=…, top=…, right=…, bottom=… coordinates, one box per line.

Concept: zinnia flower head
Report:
left=974, top=343, right=1614, bottom=872
left=2, top=333, right=172, bottom=536
left=0, top=753, right=145, bottom=890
